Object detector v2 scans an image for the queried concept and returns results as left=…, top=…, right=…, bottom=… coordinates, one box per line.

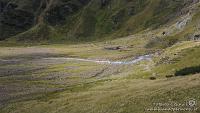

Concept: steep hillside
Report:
left=1, top=0, right=199, bottom=42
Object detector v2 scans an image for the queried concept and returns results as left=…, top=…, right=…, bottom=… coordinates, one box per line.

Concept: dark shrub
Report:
left=149, top=76, right=156, bottom=80
left=175, top=65, right=200, bottom=76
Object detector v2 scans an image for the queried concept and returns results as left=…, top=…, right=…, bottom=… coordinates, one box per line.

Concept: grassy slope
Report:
left=53, top=0, right=187, bottom=41
left=2, top=0, right=189, bottom=42
left=151, top=41, right=200, bottom=77
left=1, top=72, right=200, bottom=113
left=0, top=39, right=200, bottom=113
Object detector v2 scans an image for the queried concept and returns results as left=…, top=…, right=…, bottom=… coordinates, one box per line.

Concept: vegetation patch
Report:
left=175, top=65, right=200, bottom=76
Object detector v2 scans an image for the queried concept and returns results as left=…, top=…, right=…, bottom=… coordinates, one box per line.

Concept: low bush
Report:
left=175, top=65, right=200, bottom=76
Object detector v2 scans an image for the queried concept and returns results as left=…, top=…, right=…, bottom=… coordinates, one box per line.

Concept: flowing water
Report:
left=43, top=54, right=152, bottom=65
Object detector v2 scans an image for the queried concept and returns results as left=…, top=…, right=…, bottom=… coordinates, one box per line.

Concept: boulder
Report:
left=166, top=75, right=174, bottom=78
left=149, top=76, right=156, bottom=80
left=194, top=34, right=200, bottom=40
left=104, top=46, right=122, bottom=50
